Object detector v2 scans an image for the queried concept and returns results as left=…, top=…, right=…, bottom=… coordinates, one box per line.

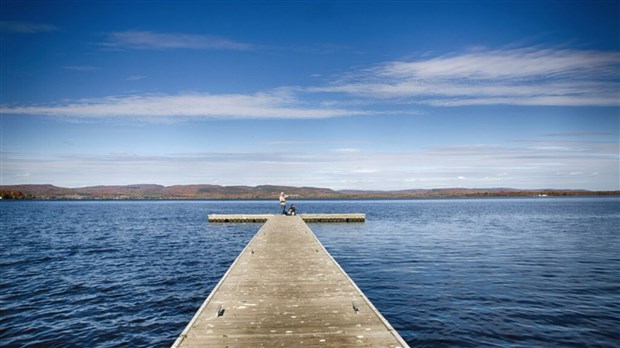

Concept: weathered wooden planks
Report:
left=207, top=214, right=273, bottom=223
left=172, top=215, right=407, bottom=347
left=207, top=213, right=365, bottom=223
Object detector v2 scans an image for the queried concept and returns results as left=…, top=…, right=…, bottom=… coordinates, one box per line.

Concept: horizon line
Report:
left=1, top=183, right=617, bottom=192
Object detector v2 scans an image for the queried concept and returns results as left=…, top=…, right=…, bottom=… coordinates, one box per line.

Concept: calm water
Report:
left=1, top=198, right=619, bottom=347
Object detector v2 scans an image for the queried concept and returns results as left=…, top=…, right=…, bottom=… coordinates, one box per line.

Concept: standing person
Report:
left=279, top=192, right=288, bottom=214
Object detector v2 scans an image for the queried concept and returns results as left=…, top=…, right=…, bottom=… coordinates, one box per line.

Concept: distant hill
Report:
left=1, top=184, right=617, bottom=200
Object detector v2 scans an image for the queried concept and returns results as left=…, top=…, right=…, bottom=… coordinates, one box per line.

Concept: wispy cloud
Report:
left=0, top=92, right=366, bottom=120
left=126, top=75, right=148, bottom=81
left=542, top=131, right=615, bottom=138
left=331, top=148, right=361, bottom=153
left=3, top=137, right=617, bottom=189
left=325, top=140, right=619, bottom=190
left=312, top=47, right=620, bottom=107
left=0, top=21, right=58, bottom=34
left=100, top=30, right=253, bottom=50
left=4, top=45, right=619, bottom=121
left=63, top=65, right=100, bottom=72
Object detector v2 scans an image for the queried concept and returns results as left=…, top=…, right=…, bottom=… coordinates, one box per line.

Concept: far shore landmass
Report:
left=1, top=184, right=618, bottom=200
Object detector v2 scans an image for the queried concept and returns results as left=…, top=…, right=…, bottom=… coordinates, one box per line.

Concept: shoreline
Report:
left=2, top=184, right=618, bottom=200
left=2, top=193, right=619, bottom=201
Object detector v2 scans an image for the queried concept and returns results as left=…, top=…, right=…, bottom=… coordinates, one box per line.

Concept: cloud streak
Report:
left=63, top=65, right=100, bottom=72
left=0, top=92, right=366, bottom=120
left=2, top=138, right=617, bottom=190
left=100, top=30, right=253, bottom=50
left=3, top=46, right=619, bottom=120
left=126, top=75, right=148, bottom=81
left=312, top=47, right=620, bottom=107
left=0, top=21, right=58, bottom=34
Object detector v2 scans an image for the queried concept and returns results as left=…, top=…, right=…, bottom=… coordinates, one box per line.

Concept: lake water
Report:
left=1, top=197, right=619, bottom=347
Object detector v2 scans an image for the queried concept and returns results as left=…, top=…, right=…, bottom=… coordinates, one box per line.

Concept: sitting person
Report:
left=287, top=204, right=296, bottom=216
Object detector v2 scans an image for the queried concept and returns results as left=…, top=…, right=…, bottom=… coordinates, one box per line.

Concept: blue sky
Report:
left=1, top=1, right=618, bottom=190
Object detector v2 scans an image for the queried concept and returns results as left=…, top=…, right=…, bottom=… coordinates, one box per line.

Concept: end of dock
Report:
left=208, top=213, right=365, bottom=223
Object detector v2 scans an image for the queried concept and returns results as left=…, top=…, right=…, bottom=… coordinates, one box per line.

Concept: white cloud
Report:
left=0, top=92, right=366, bottom=120
left=6, top=45, right=617, bottom=121
left=0, top=21, right=58, bottom=34
left=378, top=48, right=618, bottom=80
left=101, top=31, right=253, bottom=50
left=2, top=137, right=618, bottom=190
left=332, top=148, right=361, bottom=153
left=352, top=168, right=379, bottom=174
left=312, top=47, right=620, bottom=107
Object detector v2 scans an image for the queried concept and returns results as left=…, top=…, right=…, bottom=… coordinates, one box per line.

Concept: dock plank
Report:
left=172, top=215, right=407, bottom=347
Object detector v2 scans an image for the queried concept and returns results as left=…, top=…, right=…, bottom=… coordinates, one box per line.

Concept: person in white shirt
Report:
left=279, top=192, right=288, bottom=214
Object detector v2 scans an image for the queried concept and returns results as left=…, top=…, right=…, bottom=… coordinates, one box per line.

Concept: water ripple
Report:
left=1, top=198, right=619, bottom=347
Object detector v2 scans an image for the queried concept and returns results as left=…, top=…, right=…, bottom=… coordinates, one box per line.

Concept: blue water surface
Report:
left=1, top=197, right=619, bottom=347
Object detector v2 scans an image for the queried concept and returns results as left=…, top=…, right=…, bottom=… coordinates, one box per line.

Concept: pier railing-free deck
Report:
left=208, top=213, right=366, bottom=223
left=173, top=215, right=408, bottom=348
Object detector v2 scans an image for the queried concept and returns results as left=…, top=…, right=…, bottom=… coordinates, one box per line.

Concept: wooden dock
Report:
left=172, top=215, right=408, bottom=347
left=208, top=213, right=366, bottom=223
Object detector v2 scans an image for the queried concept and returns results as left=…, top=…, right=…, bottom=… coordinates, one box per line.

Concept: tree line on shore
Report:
left=1, top=184, right=618, bottom=200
